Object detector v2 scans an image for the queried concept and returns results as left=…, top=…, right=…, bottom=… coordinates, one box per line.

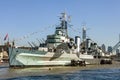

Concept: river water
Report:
left=1, top=68, right=120, bottom=80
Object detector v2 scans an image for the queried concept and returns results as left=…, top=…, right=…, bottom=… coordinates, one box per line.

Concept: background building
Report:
left=101, top=44, right=106, bottom=53
left=107, top=46, right=113, bottom=54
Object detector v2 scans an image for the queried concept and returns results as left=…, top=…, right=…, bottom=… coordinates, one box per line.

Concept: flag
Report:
left=4, top=33, right=8, bottom=41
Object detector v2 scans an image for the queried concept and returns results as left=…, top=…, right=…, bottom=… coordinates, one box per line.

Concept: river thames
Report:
left=0, top=62, right=120, bottom=80
left=1, top=68, right=120, bottom=80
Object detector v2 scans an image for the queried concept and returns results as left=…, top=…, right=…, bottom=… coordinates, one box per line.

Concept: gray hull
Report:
left=8, top=47, right=81, bottom=67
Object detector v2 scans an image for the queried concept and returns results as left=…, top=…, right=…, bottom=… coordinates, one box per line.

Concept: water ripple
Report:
left=2, top=68, right=120, bottom=80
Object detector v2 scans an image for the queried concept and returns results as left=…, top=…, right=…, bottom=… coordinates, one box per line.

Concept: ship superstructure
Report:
left=47, top=12, right=70, bottom=51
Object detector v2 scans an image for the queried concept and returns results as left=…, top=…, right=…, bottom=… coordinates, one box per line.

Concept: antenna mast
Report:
left=60, top=12, right=68, bottom=37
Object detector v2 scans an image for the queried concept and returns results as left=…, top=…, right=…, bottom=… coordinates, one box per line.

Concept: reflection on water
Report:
left=3, top=68, right=120, bottom=80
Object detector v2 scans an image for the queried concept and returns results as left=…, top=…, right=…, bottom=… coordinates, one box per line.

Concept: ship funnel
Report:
left=75, top=36, right=81, bottom=53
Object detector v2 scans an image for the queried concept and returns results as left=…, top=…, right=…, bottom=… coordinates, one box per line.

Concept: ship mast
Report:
left=60, top=12, right=68, bottom=37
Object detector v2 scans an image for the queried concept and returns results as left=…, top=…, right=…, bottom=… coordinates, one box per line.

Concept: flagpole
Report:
left=7, top=35, right=10, bottom=47
left=4, top=33, right=9, bottom=46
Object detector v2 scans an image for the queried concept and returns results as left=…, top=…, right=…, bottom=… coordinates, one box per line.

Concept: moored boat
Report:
left=8, top=12, right=96, bottom=67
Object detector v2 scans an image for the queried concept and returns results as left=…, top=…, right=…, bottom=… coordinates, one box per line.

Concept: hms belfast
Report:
left=8, top=12, right=100, bottom=67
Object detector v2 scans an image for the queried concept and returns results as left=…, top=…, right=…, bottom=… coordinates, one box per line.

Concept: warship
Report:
left=8, top=12, right=97, bottom=67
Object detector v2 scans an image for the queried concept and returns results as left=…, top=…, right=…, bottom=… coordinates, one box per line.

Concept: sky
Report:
left=0, top=0, right=120, bottom=47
